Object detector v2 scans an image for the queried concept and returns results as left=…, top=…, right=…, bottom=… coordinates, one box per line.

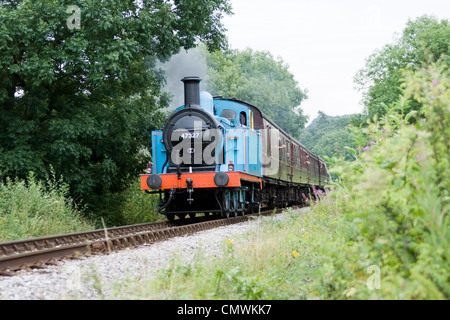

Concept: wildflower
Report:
left=311, top=185, right=318, bottom=197
left=292, top=250, right=300, bottom=257
left=225, top=238, right=234, bottom=247
left=362, top=146, right=373, bottom=152
left=414, top=153, right=426, bottom=161
left=370, top=141, right=376, bottom=145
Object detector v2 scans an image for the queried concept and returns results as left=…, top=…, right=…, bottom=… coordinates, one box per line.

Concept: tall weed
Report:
left=317, top=60, right=449, bottom=299
left=0, top=172, right=96, bottom=241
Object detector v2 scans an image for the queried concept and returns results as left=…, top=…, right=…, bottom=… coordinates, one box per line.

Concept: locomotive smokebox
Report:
left=182, top=76, right=201, bottom=108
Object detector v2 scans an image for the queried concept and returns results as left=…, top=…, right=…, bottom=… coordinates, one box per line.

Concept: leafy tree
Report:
left=0, top=0, right=231, bottom=205
left=355, top=15, right=450, bottom=121
left=205, top=48, right=308, bottom=138
left=300, top=111, right=356, bottom=161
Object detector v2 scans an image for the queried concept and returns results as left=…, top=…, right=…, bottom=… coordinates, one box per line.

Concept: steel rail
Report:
left=0, top=206, right=302, bottom=275
left=0, top=215, right=222, bottom=257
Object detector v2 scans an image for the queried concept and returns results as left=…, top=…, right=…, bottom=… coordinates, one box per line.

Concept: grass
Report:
left=0, top=173, right=96, bottom=242
left=0, top=174, right=163, bottom=242
left=106, top=206, right=345, bottom=300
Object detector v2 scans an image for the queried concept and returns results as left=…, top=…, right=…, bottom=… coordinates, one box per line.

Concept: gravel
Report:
left=0, top=208, right=309, bottom=300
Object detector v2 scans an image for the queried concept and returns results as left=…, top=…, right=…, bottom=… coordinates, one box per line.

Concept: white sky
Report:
left=222, top=0, right=450, bottom=123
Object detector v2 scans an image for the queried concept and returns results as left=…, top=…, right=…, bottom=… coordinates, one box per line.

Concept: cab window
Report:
left=239, top=112, right=247, bottom=126
left=221, top=109, right=236, bottom=120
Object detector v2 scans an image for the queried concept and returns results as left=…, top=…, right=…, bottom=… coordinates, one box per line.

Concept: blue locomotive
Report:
left=141, top=77, right=328, bottom=220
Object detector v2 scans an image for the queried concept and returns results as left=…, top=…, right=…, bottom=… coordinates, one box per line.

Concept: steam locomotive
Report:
left=141, top=77, right=328, bottom=220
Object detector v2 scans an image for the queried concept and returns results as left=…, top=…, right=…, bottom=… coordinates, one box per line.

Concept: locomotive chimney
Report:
left=182, top=76, right=201, bottom=108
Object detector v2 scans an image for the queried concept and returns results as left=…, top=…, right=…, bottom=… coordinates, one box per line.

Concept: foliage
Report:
left=205, top=48, right=308, bottom=139
left=300, top=111, right=356, bottom=161
left=0, top=0, right=231, bottom=207
left=319, top=60, right=449, bottom=299
left=0, top=172, right=96, bottom=242
left=355, top=15, right=450, bottom=122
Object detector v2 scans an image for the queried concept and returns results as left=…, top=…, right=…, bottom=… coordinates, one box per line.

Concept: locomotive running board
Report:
left=141, top=172, right=262, bottom=190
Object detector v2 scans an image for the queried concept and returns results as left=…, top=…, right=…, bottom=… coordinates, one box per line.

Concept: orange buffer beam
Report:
left=141, top=172, right=262, bottom=190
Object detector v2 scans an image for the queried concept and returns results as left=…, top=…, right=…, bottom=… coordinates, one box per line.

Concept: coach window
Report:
left=286, top=141, right=290, bottom=162
left=279, top=137, right=285, bottom=162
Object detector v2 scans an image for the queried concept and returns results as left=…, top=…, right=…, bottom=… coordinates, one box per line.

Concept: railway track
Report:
left=0, top=207, right=296, bottom=276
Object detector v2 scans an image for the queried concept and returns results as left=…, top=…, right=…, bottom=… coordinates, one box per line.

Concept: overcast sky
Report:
left=222, top=0, right=450, bottom=123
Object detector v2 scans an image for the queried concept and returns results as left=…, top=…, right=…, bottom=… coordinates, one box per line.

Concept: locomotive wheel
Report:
left=189, top=212, right=196, bottom=219
left=166, top=213, right=175, bottom=222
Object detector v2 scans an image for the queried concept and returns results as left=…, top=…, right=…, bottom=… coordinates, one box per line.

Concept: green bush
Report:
left=90, top=180, right=163, bottom=227
left=0, top=173, right=96, bottom=242
left=315, top=60, right=449, bottom=299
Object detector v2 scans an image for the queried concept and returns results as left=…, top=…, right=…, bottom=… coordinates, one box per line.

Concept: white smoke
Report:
left=159, top=47, right=209, bottom=110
